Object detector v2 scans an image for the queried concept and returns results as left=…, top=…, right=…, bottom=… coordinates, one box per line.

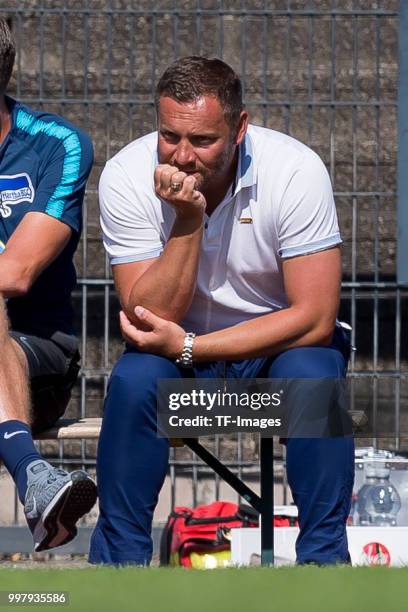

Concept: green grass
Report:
left=0, top=566, right=407, bottom=612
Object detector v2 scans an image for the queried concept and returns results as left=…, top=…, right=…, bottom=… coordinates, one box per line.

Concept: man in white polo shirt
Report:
left=90, top=56, right=354, bottom=567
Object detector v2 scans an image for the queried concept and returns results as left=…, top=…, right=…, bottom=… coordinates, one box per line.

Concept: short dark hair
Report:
left=0, top=17, right=15, bottom=94
left=155, top=56, right=243, bottom=129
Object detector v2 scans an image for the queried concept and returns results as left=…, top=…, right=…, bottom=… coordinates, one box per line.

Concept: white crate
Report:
left=231, top=524, right=408, bottom=567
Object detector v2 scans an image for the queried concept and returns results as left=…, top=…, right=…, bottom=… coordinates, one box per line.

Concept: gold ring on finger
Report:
left=170, top=182, right=182, bottom=193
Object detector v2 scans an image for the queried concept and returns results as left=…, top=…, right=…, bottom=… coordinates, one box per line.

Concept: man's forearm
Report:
left=192, top=306, right=336, bottom=362
left=127, top=213, right=204, bottom=322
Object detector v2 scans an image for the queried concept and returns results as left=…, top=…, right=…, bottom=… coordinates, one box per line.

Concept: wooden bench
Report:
left=35, top=418, right=102, bottom=440
left=34, top=418, right=184, bottom=447
left=35, top=411, right=367, bottom=565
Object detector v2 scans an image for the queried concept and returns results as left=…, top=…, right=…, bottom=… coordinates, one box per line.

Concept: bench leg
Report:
left=184, top=438, right=274, bottom=566
left=260, top=437, right=274, bottom=566
left=184, top=438, right=261, bottom=513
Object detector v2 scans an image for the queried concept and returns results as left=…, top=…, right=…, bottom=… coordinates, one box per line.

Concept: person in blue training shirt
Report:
left=91, top=56, right=354, bottom=567
left=0, top=17, right=97, bottom=552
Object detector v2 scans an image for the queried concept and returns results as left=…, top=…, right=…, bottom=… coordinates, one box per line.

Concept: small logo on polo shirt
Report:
left=239, top=217, right=253, bottom=224
left=0, top=173, right=35, bottom=218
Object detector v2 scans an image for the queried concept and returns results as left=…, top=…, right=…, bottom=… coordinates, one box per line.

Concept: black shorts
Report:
left=10, top=330, right=80, bottom=434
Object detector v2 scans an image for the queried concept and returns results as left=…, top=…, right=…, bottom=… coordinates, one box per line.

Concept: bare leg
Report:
left=0, top=295, right=31, bottom=424
left=0, top=292, right=42, bottom=505
left=0, top=296, right=97, bottom=551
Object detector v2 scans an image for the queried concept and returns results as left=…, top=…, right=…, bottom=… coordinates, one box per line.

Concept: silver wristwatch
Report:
left=175, top=332, right=196, bottom=368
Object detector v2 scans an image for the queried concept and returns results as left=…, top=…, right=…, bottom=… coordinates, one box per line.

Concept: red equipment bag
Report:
left=159, top=500, right=297, bottom=567
left=159, top=501, right=257, bottom=567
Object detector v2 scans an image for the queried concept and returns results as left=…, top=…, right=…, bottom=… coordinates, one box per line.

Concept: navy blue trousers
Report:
left=89, top=328, right=355, bottom=566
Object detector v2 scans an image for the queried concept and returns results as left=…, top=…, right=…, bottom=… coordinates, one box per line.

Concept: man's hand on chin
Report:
left=154, top=164, right=206, bottom=218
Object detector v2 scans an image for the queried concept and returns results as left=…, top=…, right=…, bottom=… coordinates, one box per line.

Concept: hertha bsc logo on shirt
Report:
left=0, top=173, right=35, bottom=218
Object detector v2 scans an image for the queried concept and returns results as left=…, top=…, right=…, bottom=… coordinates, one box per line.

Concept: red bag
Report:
left=160, top=501, right=258, bottom=567
left=159, top=501, right=298, bottom=567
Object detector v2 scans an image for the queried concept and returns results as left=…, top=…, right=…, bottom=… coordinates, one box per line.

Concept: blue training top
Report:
left=0, top=97, right=94, bottom=336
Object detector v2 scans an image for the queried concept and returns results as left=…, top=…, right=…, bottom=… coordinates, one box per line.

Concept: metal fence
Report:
left=0, top=0, right=404, bottom=529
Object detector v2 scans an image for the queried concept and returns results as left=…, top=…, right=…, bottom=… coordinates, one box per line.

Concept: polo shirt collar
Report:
left=4, top=96, right=19, bottom=129
left=233, top=130, right=256, bottom=196
left=0, top=97, right=18, bottom=153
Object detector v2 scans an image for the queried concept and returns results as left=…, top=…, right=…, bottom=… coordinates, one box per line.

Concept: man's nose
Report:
left=173, top=141, right=195, bottom=167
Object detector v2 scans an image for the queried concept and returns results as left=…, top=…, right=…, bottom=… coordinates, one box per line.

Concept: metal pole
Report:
left=397, top=0, right=408, bottom=283
left=260, top=437, right=274, bottom=566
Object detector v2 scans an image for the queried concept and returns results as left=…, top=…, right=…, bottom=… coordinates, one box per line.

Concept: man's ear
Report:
left=234, top=111, right=249, bottom=146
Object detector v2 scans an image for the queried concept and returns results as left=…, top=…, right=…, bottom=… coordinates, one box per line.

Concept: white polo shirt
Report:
left=100, top=125, right=341, bottom=335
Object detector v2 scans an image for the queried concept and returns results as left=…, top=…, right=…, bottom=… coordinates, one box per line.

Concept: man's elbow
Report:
left=310, top=319, right=337, bottom=347
left=123, top=300, right=182, bottom=324
left=4, top=266, right=36, bottom=297
left=7, top=275, right=33, bottom=297
left=125, top=284, right=191, bottom=324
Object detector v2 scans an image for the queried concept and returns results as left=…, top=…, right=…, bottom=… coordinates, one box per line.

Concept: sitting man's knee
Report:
left=112, top=350, right=181, bottom=383
left=269, top=345, right=345, bottom=379
left=105, top=351, right=181, bottom=418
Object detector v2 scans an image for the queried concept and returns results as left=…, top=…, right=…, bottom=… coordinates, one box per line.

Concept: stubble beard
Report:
left=197, top=142, right=237, bottom=195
